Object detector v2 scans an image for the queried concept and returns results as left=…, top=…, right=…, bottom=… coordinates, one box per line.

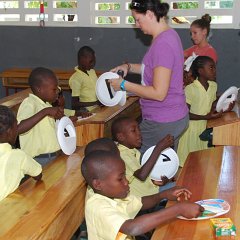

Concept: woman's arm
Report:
left=111, top=63, right=142, bottom=77
left=110, top=66, right=171, bottom=101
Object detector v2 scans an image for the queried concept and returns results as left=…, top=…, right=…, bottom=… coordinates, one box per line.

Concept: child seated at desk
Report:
left=17, top=67, right=85, bottom=166
left=0, top=105, right=42, bottom=201
left=111, top=116, right=175, bottom=198
left=177, top=56, right=222, bottom=167
left=69, top=46, right=100, bottom=111
left=81, top=150, right=203, bottom=240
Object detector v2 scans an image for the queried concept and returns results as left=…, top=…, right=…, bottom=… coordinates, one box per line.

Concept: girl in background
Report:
left=177, top=56, right=222, bottom=167
left=184, top=14, right=218, bottom=63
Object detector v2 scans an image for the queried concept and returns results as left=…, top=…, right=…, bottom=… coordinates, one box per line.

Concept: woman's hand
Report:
left=110, top=63, right=129, bottom=77
left=109, top=76, right=123, bottom=92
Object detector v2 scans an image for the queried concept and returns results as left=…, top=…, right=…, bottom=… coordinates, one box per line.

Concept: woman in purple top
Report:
left=110, top=0, right=189, bottom=153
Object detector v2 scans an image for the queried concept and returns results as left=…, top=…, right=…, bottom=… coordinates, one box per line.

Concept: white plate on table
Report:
left=178, top=199, right=230, bottom=220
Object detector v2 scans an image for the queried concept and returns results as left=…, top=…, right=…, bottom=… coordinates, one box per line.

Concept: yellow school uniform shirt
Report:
left=177, top=80, right=217, bottom=167
left=69, top=67, right=98, bottom=111
left=85, top=188, right=142, bottom=240
left=17, top=94, right=60, bottom=157
left=0, top=143, right=42, bottom=201
left=118, top=144, right=158, bottom=197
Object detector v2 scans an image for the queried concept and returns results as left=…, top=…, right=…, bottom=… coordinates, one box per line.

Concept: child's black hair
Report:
left=77, top=46, right=95, bottom=62
left=28, top=67, right=56, bottom=92
left=111, top=116, right=132, bottom=141
left=0, top=105, right=16, bottom=135
left=84, top=137, right=118, bottom=156
left=191, top=56, right=215, bottom=79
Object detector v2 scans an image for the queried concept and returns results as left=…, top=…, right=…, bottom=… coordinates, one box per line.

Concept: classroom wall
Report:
left=0, top=26, right=239, bottom=100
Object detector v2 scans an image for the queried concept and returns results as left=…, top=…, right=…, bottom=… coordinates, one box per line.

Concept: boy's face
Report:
left=97, top=158, right=130, bottom=199
left=37, top=77, right=59, bottom=103
left=79, top=53, right=96, bottom=71
left=119, top=120, right=142, bottom=149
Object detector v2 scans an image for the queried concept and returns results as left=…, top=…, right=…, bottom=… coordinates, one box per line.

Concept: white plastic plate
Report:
left=216, top=86, right=238, bottom=112
left=56, top=116, right=76, bottom=155
left=178, top=199, right=230, bottom=220
left=141, top=146, right=179, bottom=181
left=96, top=72, right=126, bottom=107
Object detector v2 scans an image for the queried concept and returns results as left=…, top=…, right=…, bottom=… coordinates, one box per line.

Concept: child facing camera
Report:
left=81, top=150, right=203, bottom=240
left=111, top=117, right=175, bottom=197
left=177, top=56, right=222, bottom=167
left=69, top=46, right=100, bottom=111
left=0, top=105, right=42, bottom=201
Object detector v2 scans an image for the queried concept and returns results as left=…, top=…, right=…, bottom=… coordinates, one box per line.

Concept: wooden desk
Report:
left=0, top=68, right=104, bottom=96
left=0, top=88, right=32, bottom=114
left=207, top=112, right=240, bottom=146
left=151, top=146, right=240, bottom=240
left=75, top=96, right=141, bottom=146
left=0, top=147, right=87, bottom=240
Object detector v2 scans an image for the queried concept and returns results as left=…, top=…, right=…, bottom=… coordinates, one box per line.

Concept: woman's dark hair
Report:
left=191, top=56, right=214, bottom=79
left=130, top=0, right=169, bottom=22
left=191, top=14, right=212, bottom=36
left=0, top=105, right=16, bottom=135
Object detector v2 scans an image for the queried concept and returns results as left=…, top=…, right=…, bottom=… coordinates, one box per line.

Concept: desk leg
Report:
left=5, top=87, right=9, bottom=96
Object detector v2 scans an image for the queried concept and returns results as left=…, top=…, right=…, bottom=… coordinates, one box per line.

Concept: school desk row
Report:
left=0, top=88, right=141, bottom=146
left=0, top=68, right=104, bottom=96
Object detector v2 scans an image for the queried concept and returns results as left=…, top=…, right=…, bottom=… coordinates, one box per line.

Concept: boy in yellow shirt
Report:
left=0, top=105, right=42, bottom=201
left=81, top=150, right=203, bottom=240
left=17, top=67, right=87, bottom=166
left=111, top=117, right=175, bottom=198
left=69, top=46, right=100, bottom=111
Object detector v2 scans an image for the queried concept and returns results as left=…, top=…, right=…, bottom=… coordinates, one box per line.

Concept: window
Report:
left=0, top=0, right=239, bottom=28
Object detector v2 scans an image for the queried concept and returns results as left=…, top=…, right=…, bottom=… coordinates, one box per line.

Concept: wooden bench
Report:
left=0, top=68, right=104, bottom=96
left=0, top=147, right=86, bottom=240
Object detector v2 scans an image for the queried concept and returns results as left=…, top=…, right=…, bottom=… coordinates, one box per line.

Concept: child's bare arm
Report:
left=71, top=97, right=99, bottom=109
left=32, top=172, right=42, bottom=181
left=18, top=107, right=64, bottom=134
left=134, top=135, right=174, bottom=181
left=120, top=202, right=203, bottom=236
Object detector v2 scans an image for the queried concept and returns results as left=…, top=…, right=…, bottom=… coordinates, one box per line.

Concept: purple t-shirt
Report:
left=140, top=29, right=188, bottom=123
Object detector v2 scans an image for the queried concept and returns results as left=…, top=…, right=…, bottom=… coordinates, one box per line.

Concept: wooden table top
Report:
left=75, top=96, right=140, bottom=125
left=151, top=146, right=240, bottom=240
left=207, top=111, right=239, bottom=128
left=0, top=147, right=86, bottom=239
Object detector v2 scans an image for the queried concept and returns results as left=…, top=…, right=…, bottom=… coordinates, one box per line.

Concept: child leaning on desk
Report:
left=17, top=67, right=88, bottom=167
left=81, top=150, right=204, bottom=240
left=69, top=46, right=100, bottom=112
left=111, top=116, right=175, bottom=198
left=0, top=105, right=42, bottom=201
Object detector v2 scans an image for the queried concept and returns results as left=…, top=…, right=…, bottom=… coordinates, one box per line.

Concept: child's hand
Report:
left=45, top=107, right=64, bottom=119
left=225, top=101, right=235, bottom=112
left=152, top=176, right=174, bottom=186
left=206, top=109, right=222, bottom=120
left=178, top=202, right=204, bottom=219
left=69, top=116, right=78, bottom=122
left=76, top=111, right=93, bottom=118
left=161, top=186, right=192, bottom=201
left=155, top=134, right=174, bottom=152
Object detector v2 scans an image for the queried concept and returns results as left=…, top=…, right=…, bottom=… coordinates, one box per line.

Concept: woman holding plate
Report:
left=110, top=0, right=188, bottom=153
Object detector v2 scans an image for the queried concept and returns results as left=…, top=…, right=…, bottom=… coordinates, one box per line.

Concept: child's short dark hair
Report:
left=78, top=46, right=95, bottom=61
left=81, top=150, right=118, bottom=187
left=0, top=105, right=16, bottom=135
left=84, top=137, right=118, bottom=156
left=28, top=67, right=57, bottom=91
left=191, top=56, right=215, bottom=79
left=111, top=116, right=132, bottom=141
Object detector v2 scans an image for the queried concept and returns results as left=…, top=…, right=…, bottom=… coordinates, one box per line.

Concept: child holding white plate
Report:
left=111, top=116, right=175, bottom=198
